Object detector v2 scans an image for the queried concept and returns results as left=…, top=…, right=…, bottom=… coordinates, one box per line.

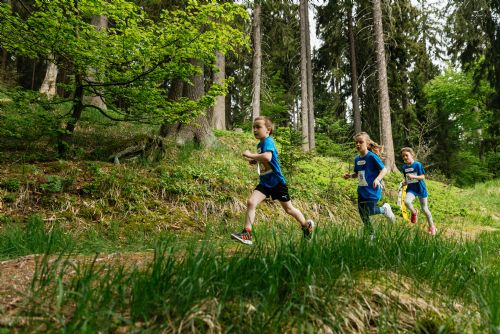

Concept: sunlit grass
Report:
left=21, top=223, right=499, bottom=333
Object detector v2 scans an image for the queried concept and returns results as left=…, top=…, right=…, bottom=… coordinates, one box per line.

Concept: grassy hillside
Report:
left=0, top=126, right=499, bottom=332
left=1, top=130, right=498, bottom=250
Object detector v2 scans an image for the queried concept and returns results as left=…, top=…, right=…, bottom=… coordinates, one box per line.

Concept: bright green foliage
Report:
left=424, top=67, right=494, bottom=184
left=0, top=0, right=249, bottom=124
left=425, top=68, right=493, bottom=140
left=0, top=87, right=64, bottom=140
left=446, top=0, right=500, bottom=170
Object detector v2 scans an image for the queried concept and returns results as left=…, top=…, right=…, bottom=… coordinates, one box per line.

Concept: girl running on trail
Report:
left=400, top=147, right=436, bottom=235
left=231, top=116, right=315, bottom=245
left=343, top=132, right=395, bottom=237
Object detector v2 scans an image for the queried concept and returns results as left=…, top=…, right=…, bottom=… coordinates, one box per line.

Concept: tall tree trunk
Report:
left=305, top=1, right=315, bottom=150
left=225, top=90, right=232, bottom=130
left=251, top=4, right=262, bottom=120
left=1, top=48, right=7, bottom=79
left=39, top=54, right=58, bottom=99
left=299, top=0, right=309, bottom=151
left=58, top=74, right=84, bottom=155
left=372, top=0, right=396, bottom=171
left=348, top=5, right=361, bottom=134
left=210, top=50, right=226, bottom=130
left=165, top=60, right=215, bottom=147
left=83, top=15, right=107, bottom=110
left=159, top=79, right=184, bottom=137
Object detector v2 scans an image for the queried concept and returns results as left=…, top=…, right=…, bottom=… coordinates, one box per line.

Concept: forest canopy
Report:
left=0, top=0, right=498, bottom=186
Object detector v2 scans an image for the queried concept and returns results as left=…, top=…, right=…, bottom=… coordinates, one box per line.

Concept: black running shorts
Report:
left=255, top=183, right=291, bottom=202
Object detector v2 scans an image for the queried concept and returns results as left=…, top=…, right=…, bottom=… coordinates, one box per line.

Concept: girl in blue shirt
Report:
left=401, top=147, right=436, bottom=235
left=231, top=117, right=315, bottom=245
left=344, top=132, right=395, bottom=236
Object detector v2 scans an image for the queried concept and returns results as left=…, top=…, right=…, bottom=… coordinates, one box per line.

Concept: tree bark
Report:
left=299, top=0, right=309, bottom=151
left=159, top=79, right=184, bottom=137
left=372, top=0, right=396, bottom=171
left=1, top=48, right=7, bottom=79
left=305, top=1, right=315, bottom=150
left=58, top=74, right=84, bottom=154
left=210, top=50, right=226, bottom=130
left=225, top=89, right=232, bottom=130
left=348, top=6, right=361, bottom=134
left=164, top=60, right=215, bottom=147
left=39, top=54, right=58, bottom=99
left=251, top=4, right=262, bottom=120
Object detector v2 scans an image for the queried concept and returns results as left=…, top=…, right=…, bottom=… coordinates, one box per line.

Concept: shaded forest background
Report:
left=0, top=0, right=498, bottom=187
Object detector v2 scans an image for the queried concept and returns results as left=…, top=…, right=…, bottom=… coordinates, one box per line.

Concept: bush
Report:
left=0, top=87, right=63, bottom=141
left=40, top=175, right=65, bottom=193
left=449, top=151, right=492, bottom=187
left=1, top=178, right=20, bottom=191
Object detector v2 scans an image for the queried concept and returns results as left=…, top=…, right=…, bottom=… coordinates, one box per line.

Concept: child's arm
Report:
left=373, top=167, right=387, bottom=188
left=343, top=172, right=358, bottom=179
left=407, top=173, right=425, bottom=181
left=243, top=150, right=272, bottom=163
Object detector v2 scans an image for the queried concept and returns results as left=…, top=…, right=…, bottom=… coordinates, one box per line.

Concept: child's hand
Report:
left=373, top=178, right=383, bottom=189
left=402, top=179, right=407, bottom=186
left=343, top=173, right=352, bottom=179
left=242, top=150, right=252, bottom=159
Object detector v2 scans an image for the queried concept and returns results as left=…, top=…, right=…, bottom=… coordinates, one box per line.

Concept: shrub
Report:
left=40, top=175, right=64, bottom=193
left=449, top=151, right=492, bottom=187
left=1, top=178, right=20, bottom=191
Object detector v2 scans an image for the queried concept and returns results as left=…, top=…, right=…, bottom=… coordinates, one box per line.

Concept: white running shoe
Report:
left=382, top=203, right=396, bottom=223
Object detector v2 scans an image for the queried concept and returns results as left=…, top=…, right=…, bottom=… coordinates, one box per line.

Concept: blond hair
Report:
left=354, top=132, right=384, bottom=157
left=254, top=116, right=274, bottom=135
left=400, top=147, right=415, bottom=157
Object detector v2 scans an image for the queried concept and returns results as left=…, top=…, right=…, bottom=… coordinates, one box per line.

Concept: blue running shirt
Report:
left=257, top=136, right=286, bottom=188
left=354, top=151, right=385, bottom=200
left=402, top=161, right=428, bottom=198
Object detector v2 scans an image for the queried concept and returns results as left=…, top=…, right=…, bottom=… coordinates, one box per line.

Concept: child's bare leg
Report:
left=279, top=200, right=307, bottom=227
left=245, top=190, right=267, bottom=230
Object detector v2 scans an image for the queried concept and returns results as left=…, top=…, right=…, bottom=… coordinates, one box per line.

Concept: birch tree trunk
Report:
left=348, top=6, right=361, bottom=134
left=40, top=55, right=58, bottom=99
left=210, top=50, right=226, bottom=130
left=251, top=4, right=262, bottom=120
left=372, top=0, right=396, bottom=171
left=305, top=1, right=315, bottom=150
left=299, top=0, right=309, bottom=151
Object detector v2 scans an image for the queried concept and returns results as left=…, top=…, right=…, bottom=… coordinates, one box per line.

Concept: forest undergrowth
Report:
left=0, top=121, right=498, bottom=333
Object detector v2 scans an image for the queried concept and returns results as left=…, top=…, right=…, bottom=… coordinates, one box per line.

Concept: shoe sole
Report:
left=303, top=220, right=315, bottom=239
left=231, top=234, right=253, bottom=245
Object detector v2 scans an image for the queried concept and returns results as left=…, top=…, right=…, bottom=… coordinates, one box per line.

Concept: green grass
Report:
left=0, top=119, right=499, bottom=332
left=25, top=224, right=499, bottom=333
